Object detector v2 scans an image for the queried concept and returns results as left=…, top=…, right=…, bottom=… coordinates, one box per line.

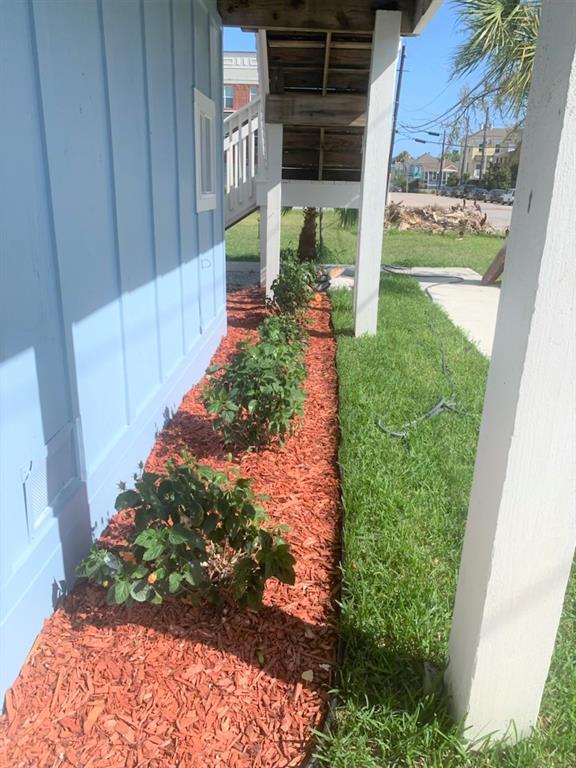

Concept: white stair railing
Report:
left=223, top=96, right=262, bottom=228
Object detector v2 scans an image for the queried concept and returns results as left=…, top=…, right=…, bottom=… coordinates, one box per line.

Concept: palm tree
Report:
left=452, top=0, right=541, bottom=117
left=393, top=150, right=412, bottom=163
left=297, top=207, right=318, bottom=262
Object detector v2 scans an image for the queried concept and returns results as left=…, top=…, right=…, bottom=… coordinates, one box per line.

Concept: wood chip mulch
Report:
left=1, top=289, right=341, bottom=768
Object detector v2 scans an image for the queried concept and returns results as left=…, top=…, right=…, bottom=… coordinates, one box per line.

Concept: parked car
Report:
left=460, top=185, right=477, bottom=199
left=500, top=188, right=515, bottom=205
left=472, top=187, right=489, bottom=201
left=487, top=188, right=507, bottom=203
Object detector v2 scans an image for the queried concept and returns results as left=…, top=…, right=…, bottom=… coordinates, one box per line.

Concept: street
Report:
left=389, top=191, right=513, bottom=232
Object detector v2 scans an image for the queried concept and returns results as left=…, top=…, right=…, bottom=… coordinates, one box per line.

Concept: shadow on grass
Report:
left=336, top=618, right=452, bottom=726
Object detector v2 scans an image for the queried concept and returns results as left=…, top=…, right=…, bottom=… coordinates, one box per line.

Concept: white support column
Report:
left=446, top=0, right=576, bottom=744
left=259, top=123, right=282, bottom=296
left=353, top=10, right=400, bottom=336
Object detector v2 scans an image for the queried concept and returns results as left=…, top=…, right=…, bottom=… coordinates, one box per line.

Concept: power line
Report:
left=395, top=133, right=469, bottom=150
left=400, top=84, right=503, bottom=133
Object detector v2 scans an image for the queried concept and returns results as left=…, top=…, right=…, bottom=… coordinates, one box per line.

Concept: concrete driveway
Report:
left=389, top=191, right=512, bottom=232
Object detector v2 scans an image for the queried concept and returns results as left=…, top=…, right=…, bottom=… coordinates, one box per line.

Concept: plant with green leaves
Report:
left=452, top=0, right=541, bottom=117
left=76, top=452, right=296, bottom=608
left=201, top=315, right=307, bottom=448
left=258, top=313, right=308, bottom=349
left=267, top=250, right=317, bottom=316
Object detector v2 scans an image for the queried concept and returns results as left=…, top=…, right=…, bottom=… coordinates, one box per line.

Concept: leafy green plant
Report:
left=452, top=0, right=540, bottom=117
left=267, top=250, right=317, bottom=315
left=76, top=452, right=296, bottom=608
left=201, top=316, right=307, bottom=448
left=258, top=313, right=308, bottom=349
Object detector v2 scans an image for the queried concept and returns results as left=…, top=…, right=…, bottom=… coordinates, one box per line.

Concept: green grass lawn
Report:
left=320, top=277, right=576, bottom=767
left=226, top=210, right=504, bottom=275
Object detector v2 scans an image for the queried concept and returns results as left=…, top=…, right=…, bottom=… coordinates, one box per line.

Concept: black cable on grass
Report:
left=376, top=266, right=469, bottom=441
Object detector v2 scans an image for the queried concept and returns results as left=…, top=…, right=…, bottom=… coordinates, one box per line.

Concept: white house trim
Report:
left=412, top=0, right=444, bottom=36
left=280, top=180, right=360, bottom=209
left=446, top=0, right=576, bottom=743
left=194, top=88, right=217, bottom=212
left=257, top=29, right=269, bottom=102
left=259, top=123, right=283, bottom=296
left=353, top=10, right=401, bottom=336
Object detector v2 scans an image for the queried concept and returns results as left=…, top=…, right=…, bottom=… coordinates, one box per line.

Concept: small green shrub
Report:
left=258, top=313, right=308, bottom=349
left=76, top=452, right=296, bottom=608
left=201, top=317, right=307, bottom=448
left=267, top=250, right=317, bottom=315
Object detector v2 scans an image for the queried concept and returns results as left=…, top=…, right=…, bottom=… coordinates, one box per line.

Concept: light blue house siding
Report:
left=0, top=0, right=226, bottom=696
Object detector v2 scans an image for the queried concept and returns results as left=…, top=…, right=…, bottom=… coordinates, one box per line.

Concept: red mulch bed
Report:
left=0, top=290, right=341, bottom=768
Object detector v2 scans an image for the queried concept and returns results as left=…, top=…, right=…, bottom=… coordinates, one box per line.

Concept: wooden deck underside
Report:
left=218, top=1, right=438, bottom=182
left=267, top=29, right=370, bottom=181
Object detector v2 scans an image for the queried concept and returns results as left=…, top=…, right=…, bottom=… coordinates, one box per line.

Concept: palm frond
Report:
left=335, top=208, right=358, bottom=231
left=451, top=0, right=541, bottom=116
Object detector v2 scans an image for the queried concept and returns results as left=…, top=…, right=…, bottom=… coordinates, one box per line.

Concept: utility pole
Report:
left=386, top=43, right=406, bottom=198
left=479, top=105, right=489, bottom=182
left=460, top=113, right=469, bottom=184
left=437, top=129, right=446, bottom=193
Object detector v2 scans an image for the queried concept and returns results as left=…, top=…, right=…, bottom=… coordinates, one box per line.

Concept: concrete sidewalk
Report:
left=329, top=264, right=501, bottom=357
left=226, top=260, right=260, bottom=290
left=405, top=267, right=500, bottom=357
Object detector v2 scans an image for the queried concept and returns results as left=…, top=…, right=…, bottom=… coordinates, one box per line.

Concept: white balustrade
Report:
left=223, top=97, right=262, bottom=228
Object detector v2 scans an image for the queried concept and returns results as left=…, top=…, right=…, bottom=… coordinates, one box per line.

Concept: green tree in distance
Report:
left=393, top=150, right=412, bottom=163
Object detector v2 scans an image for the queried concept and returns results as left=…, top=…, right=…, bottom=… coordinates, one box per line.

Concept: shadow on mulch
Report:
left=151, top=411, right=227, bottom=465
left=307, top=328, right=334, bottom=340
left=66, top=586, right=335, bottom=690
left=1, top=289, right=341, bottom=768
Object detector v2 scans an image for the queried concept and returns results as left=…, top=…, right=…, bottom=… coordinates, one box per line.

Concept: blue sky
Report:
left=223, top=1, right=481, bottom=159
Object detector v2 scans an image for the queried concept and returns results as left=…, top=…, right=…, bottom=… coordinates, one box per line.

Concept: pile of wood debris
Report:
left=385, top=200, right=494, bottom=235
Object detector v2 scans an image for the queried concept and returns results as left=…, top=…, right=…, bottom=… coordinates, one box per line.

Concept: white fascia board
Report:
left=256, top=30, right=269, bottom=96
left=258, top=180, right=361, bottom=209
left=412, top=0, right=443, bottom=36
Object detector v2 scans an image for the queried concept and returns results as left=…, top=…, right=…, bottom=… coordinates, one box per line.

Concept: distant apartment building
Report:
left=462, top=127, right=521, bottom=180
left=223, top=50, right=259, bottom=114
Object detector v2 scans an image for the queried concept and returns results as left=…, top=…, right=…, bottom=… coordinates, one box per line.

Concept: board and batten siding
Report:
left=0, top=0, right=225, bottom=696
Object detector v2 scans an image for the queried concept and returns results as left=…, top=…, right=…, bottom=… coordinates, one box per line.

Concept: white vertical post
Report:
left=446, top=0, right=576, bottom=744
left=248, top=105, right=255, bottom=197
left=259, top=122, right=282, bottom=296
left=353, top=10, right=401, bottom=336
left=241, top=121, right=247, bottom=196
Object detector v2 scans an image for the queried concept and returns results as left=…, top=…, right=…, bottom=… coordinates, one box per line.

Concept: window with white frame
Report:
left=223, top=85, right=234, bottom=110
left=194, top=89, right=216, bottom=212
left=249, top=85, right=258, bottom=102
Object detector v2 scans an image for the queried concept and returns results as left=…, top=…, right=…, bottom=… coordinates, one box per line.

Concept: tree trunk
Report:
left=297, top=207, right=318, bottom=262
